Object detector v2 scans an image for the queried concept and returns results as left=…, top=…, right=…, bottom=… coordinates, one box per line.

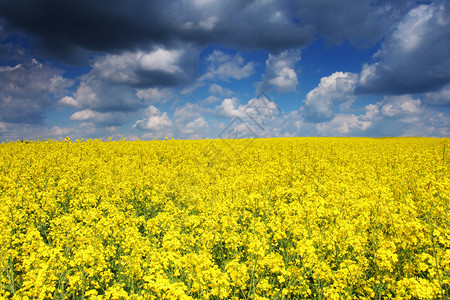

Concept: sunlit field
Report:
left=1, top=137, right=449, bottom=299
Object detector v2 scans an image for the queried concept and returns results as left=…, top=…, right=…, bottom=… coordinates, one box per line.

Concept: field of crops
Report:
left=1, top=137, right=449, bottom=299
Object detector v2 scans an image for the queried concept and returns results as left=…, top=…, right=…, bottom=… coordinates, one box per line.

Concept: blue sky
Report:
left=0, top=0, right=449, bottom=141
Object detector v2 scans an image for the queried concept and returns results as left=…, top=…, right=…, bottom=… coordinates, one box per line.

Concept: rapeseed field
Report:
left=0, top=137, right=449, bottom=299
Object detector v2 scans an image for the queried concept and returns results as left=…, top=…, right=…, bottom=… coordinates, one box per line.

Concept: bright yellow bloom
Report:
left=0, top=137, right=448, bottom=299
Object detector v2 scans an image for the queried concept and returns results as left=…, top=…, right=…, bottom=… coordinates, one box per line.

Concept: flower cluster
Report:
left=0, top=137, right=449, bottom=299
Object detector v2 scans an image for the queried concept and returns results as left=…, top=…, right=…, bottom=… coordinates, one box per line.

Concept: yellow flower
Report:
left=1, top=137, right=448, bottom=299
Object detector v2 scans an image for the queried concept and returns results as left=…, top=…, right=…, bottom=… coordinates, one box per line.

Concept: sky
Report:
left=0, top=0, right=449, bottom=142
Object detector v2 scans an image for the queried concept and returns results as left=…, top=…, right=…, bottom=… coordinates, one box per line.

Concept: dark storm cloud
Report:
left=0, top=0, right=175, bottom=60
left=1, top=0, right=445, bottom=64
left=176, top=0, right=314, bottom=52
left=0, top=0, right=314, bottom=61
left=356, top=1, right=450, bottom=95
left=0, top=0, right=435, bottom=64
left=293, top=0, right=415, bottom=47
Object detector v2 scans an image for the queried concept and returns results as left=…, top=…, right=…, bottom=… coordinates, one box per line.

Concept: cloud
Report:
left=135, top=87, right=174, bottom=104
left=133, top=105, right=172, bottom=132
left=178, top=0, right=314, bottom=51
left=58, top=96, right=79, bottom=107
left=259, top=49, right=301, bottom=93
left=315, top=114, right=371, bottom=136
left=59, top=46, right=194, bottom=120
left=183, top=117, right=208, bottom=135
left=209, top=83, right=233, bottom=97
left=182, top=50, right=255, bottom=94
left=294, top=94, right=449, bottom=137
left=379, top=96, right=422, bottom=119
left=183, top=15, right=219, bottom=31
left=357, top=95, right=450, bottom=136
left=132, top=102, right=209, bottom=139
left=214, top=94, right=282, bottom=121
left=361, top=95, right=424, bottom=124
left=202, top=50, right=254, bottom=81
left=60, top=76, right=144, bottom=114
left=294, top=0, right=414, bottom=47
left=356, top=2, right=450, bottom=94
left=92, top=46, right=199, bottom=87
left=0, top=58, right=73, bottom=124
left=173, top=102, right=204, bottom=125
left=2, top=1, right=449, bottom=140
left=213, top=94, right=283, bottom=138
left=423, top=84, right=450, bottom=106
left=0, top=0, right=427, bottom=65
left=297, top=80, right=449, bottom=137
left=0, top=121, right=125, bottom=142
left=214, top=97, right=244, bottom=118
left=302, top=72, right=358, bottom=122
left=199, top=95, right=221, bottom=105
left=0, top=0, right=176, bottom=61
left=0, top=0, right=314, bottom=61
left=0, top=63, right=21, bottom=72
left=70, top=109, right=133, bottom=127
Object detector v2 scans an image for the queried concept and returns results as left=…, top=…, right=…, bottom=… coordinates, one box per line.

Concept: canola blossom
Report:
left=1, top=137, right=449, bottom=300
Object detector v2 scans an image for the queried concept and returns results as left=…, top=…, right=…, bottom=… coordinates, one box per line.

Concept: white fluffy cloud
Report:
left=70, top=109, right=134, bottom=127
left=260, top=49, right=301, bottom=93
left=132, top=102, right=210, bottom=139
left=183, top=117, right=209, bottom=135
left=209, top=83, right=233, bottom=97
left=59, top=47, right=194, bottom=125
left=362, top=95, right=423, bottom=123
left=199, top=95, right=221, bottom=105
left=173, top=102, right=204, bottom=124
left=173, top=102, right=209, bottom=137
left=213, top=94, right=283, bottom=138
left=135, top=87, right=174, bottom=104
left=302, top=72, right=358, bottom=122
left=357, top=95, right=450, bottom=136
left=295, top=94, right=449, bottom=137
left=296, top=75, right=450, bottom=137
left=379, top=97, right=422, bottom=119
left=214, top=95, right=281, bottom=121
left=202, top=50, right=254, bottom=81
left=92, top=45, right=199, bottom=87
left=316, top=114, right=371, bottom=136
left=214, top=97, right=244, bottom=118
left=133, top=106, right=172, bottom=131
left=269, top=68, right=298, bottom=92
left=181, top=50, right=255, bottom=95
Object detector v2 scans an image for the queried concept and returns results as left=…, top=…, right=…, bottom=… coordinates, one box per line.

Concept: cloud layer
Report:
left=302, top=72, right=358, bottom=122
left=259, top=49, right=302, bottom=93
left=0, top=0, right=449, bottom=140
left=0, top=58, right=73, bottom=123
left=357, top=2, right=450, bottom=94
left=0, top=0, right=313, bottom=61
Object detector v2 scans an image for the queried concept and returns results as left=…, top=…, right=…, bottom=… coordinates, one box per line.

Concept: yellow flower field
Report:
left=1, top=137, right=449, bottom=299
